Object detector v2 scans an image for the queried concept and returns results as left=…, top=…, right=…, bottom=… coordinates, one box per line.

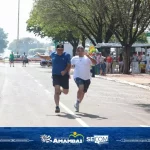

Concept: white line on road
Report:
left=43, top=89, right=89, bottom=127
left=34, top=80, right=38, bottom=83
left=38, top=84, right=43, bottom=87
left=140, top=125, right=150, bottom=127
left=45, top=89, right=50, bottom=94
left=60, top=102, right=89, bottom=127
left=38, top=82, right=89, bottom=126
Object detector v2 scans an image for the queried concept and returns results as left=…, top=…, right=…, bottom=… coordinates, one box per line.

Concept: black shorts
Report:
left=74, top=77, right=91, bottom=93
left=52, top=75, right=69, bottom=89
left=23, top=60, right=28, bottom=63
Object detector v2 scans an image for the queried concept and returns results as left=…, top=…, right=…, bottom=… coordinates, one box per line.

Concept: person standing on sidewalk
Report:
left=118, top=53, right=124, bottom=73
left=106, top=54, right=113, bottom=74
left=99, top=52, right=106, bottom=75
left=37, top=44, right=71, bottom=113
left=96, top=52, right=100, bottom=75
left=9, top=51, right=15, bottom=67
left=22, top=52, right=28, bottom=67
left=71, top=46, right=96, bottom=112
left=131, top=52, right=139, bottom=73
left=91, top=52, right=97, bottom=77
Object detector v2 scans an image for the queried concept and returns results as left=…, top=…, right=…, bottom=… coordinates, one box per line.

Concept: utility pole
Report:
left=16, top=0, right=20, bottom=54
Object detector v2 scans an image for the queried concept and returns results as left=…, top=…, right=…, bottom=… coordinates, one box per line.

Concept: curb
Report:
left=96, top=75, right=150, bottom=91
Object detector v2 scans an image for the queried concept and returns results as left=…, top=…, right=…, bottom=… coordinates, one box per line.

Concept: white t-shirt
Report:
left=71, top=56, right=92, bottom=80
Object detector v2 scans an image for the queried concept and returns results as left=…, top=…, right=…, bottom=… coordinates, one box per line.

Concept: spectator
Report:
left=118, top=54, right=124, bottom=73
left=91, top=53, right=97, bottom=77
left=99, top=52, right=106, bottom=75
left=96, top=52, right=100, bottom=75
left=132, top=52, right=139, bottom=73
left=106, top=54, right=113, bottom=74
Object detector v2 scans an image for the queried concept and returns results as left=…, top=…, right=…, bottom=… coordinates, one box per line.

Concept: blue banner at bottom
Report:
left=0, top=127, right=149, bottom=150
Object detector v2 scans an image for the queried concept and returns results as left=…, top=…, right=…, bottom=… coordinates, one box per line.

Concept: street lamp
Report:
left=16, top=0, right=20, bottom=54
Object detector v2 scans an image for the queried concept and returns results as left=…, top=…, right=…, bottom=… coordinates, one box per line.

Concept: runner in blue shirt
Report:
left=37, top=44, right=71, bottom=113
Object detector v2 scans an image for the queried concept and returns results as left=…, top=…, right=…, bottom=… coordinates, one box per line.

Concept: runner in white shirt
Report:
left=71, top=46, right=96, bottom=112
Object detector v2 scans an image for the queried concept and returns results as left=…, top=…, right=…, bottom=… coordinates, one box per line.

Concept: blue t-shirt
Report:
left=50, top=52, right=71, bottom=75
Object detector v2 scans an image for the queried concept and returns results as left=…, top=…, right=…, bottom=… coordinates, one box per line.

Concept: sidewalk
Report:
left=97, top=73, right=150, bottom=90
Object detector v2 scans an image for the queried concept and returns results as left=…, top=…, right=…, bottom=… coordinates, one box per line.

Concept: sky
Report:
left=0, top=0, right=50, bottom=43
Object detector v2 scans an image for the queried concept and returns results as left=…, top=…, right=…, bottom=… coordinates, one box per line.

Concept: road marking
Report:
left=38, top=83, right=43, bottom=87
left=45, top=89, right=50, bottom=94
left=60, top=102, right=89, bottom=127
left=34, top=80, right=38, bottom=83
left=140, top=125, right=150, bottom=127
left=43, top=86, right=89, bottom=127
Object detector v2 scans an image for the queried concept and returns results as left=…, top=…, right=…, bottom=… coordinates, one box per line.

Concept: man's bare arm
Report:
left=86, top=54, right=97, bottom=65
left=37, top=53, right=51, bottom=60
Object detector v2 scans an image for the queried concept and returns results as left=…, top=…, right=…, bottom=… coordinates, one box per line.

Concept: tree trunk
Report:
left=73, top=45, right=78, bottom=56
left=123, top=45, right=131, bottom=74
left=81, top=35, right=86, bottom=48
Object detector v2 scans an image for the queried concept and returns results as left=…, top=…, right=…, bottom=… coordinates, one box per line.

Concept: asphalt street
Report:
left=0, top=63, right=150, bottom=127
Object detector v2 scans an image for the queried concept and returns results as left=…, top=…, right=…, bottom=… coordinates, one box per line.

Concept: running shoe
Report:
left=74, top=102, right=79, bottom=112
left=55, top=106, right=60, bottom=113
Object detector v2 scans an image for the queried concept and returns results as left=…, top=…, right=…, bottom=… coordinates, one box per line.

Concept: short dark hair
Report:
left=56, top=44, right=64, bottom=49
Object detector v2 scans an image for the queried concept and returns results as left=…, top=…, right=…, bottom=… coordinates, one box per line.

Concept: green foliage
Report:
left=27, top=0, right=115, bottom=46
left=136, top=33, right=148, bottom=43
left=0, top=28, right=8, bottom=52
left=8, top=37, right=48, bottom=54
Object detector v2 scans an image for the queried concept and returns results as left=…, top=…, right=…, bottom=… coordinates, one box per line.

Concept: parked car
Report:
left=40, top=60, right=52, bottom=67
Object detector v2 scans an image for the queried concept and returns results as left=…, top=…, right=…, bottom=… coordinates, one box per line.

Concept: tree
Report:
left=27, top=0, right=115, bottom=48
left=28, top=48, right=47, bottom=55
left=0, top=28, right=8, bottom=53
left=103, top=0, right=150, bottom=74
left=8, top=37, right=46, bottom=54
left=27, top=1, right=81, bottom=56
left=54, top=0, right=115, bottom=45
left=136, top=32, right=148, bottom=43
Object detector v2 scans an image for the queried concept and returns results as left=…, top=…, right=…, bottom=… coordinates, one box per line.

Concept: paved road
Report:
left=0, top=63, right=150, bottom=127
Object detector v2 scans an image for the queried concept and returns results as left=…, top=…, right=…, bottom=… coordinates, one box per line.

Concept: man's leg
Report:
left=61, top=89, right=69, bottom=94
left=74, top=84, right=84, bottom=112
left=106, top=62, right=109, bottom=73
left=92, top=66, right=95, bottom=77
left=60, top=75, right=69, bottom=95
left=77, top=84, right=85, bottom=103
left=74, top=78, right=85, bottom=112
left=108, top=63, right=111, bottom=73
left=52, top=75, right=61, bottom=113
left=54, top=85, right=61, bottom=106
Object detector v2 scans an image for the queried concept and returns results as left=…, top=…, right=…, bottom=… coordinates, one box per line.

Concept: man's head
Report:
left=56, top=44, right=64, bottom=55
left=76, top=45, right=85, bottom=57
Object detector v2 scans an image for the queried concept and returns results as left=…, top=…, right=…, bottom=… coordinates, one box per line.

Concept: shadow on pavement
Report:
left=134, top=104, right=150, bottom=113
left=75, top=112, right=108, bottom=120
left=46, top=112, right=108, bottom=120
left=46, top=112, right=80, bottom=120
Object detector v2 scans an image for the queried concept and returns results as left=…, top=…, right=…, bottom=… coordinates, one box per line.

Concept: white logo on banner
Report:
left=40, top=135, right=52, bottom=143
left=86, top=135, right=109, bottom=145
